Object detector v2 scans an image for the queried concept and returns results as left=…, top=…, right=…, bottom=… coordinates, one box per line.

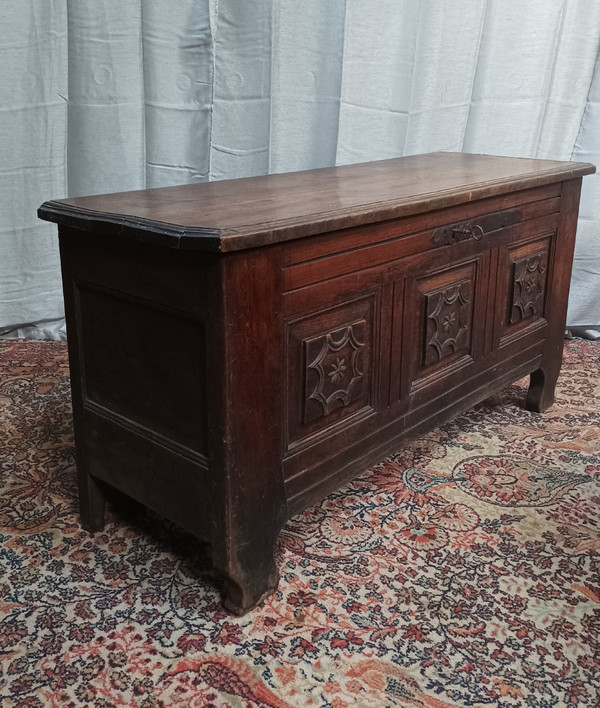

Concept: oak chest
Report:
left=39, top=152, right=595, bottom=614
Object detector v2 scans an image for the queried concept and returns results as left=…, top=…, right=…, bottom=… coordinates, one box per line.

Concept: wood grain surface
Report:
left=40, top=152, right=595, bottom=613
left=39, top=152, right=594, bottom=252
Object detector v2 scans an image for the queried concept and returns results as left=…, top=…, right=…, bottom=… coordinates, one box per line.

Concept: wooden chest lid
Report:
left=38, top=152, right=595, bottom=252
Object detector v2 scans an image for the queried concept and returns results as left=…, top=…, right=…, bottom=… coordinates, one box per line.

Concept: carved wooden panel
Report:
left=424, top=280, right=472, bottom=365
left=497, top=236, right=553, bottom=349
left=285, top=294, right=377, bottom=450
left=402, top=257, right=483, bottom=401
left=509, top=250, right=548, bottom=324
left=304, top=321, right=366, bottom=423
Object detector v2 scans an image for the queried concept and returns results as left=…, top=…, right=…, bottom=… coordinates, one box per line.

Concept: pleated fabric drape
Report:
left=1, top=0, right=599, bottom=338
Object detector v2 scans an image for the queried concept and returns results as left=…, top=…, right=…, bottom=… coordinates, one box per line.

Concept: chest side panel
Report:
left=60, top=230, right=218, bottom=538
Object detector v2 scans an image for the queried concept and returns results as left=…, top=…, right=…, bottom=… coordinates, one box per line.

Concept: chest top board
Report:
left=39, top=152, right=595, bottom=614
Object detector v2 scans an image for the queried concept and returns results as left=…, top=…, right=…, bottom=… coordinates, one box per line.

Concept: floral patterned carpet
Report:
left=1, top=339, right=599, bottom=708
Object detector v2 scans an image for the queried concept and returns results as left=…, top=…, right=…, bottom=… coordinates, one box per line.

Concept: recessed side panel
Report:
left=76, top=284, right=208, bottom=456
left=498, top=235, right=553, bottom=347
left=510, top=251, right=549, bottom=324
left=83, top=407, right=210, bottom=539
left=303, top=319, right=368, bottom=424
left=285, top=293, right=379, bottom=453
left=406, top=259, right=484, bottom=395
left=422, top=276, right=474, bottom=367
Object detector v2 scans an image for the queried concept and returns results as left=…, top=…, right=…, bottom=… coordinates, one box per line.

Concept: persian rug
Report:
left=0, top=339, right=599, bottom=708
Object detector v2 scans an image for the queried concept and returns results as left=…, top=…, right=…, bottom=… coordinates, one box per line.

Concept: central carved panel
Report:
left=510, top=251, right=548, bottom=324
left=304, top=321, right=366, bottom=423
left=424, top=280, right=472, bottom=366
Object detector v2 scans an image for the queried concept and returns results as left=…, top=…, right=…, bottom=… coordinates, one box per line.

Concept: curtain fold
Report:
left=336, top=0, right=419, bottom=164
left=569, top=48, right=600, bottom=329
left=65, top=0, right=146, bottom=198
left=0, top=0, right=67, bottom=339
left=209, top=0, right=273, bottom=179
left=403, top=0, right=486, bottom=156
left=1, top=0, right=599, bottom=339
left=270, top=0, right=346, bottom=173
left=142, top=0, right=214, bottom=188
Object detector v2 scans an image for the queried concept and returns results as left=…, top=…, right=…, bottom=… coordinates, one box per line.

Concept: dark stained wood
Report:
left=206, top=247, right=287, bottom=615
left=282, top=184, right=562, bottom=266
left=524, top=178, right=583, bottom=412
left=38, top=152, right=593, bottom=252
left=38, top=153, right=594, bottom=614
left=57, top=235, right=106, bottom=533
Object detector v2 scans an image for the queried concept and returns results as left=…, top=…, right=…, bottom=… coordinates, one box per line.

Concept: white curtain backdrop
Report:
left=1, top=0, right=599, bottom=339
